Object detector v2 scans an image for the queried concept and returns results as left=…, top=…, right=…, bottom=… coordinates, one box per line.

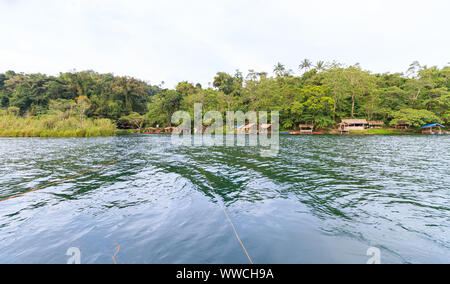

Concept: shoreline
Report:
left=2, top=133, right=446, bottom=138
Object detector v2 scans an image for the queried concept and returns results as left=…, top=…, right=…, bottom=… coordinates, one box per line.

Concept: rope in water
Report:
left=0, top=159, right=121, bottom=203
left=198, top=168, right=254, bottom=264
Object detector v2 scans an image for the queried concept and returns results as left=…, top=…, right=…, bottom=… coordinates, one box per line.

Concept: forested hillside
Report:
left=0, top=61, right=448, bottom=135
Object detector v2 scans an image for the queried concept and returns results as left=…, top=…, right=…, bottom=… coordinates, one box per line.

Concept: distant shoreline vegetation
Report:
left=0, top=61, right=448, bottom=137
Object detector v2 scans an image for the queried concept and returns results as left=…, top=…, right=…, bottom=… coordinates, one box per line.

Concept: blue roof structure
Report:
left=421, top=123, right=445, bottom=128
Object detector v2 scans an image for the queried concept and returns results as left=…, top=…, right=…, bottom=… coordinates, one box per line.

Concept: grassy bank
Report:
left=349, top=129, right=418, bottom=135
left=0, top=114, right=116, bottom=137
left=0, top=114, right=432, bottom=137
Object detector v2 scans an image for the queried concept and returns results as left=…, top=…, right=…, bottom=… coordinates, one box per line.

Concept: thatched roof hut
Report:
left=165, top=127, right=179, bottom=134
left=339, top=119, right=368, bottom=133
left=144, top=127, right=161, bottom=134
left=421, top=123, right=445, bottom=134
left=259, top=124, right=272, bottom=134
left=341, top=119, right=368, bottom=125
left=237, top=123, right=258, bottom=134
left=395, top=121, right=410, bottom=129
left=194, top=125, right=207, bottom=134
left=299, top=124, right=314, bottom=134
left=369, top=121, right=384, bottom=128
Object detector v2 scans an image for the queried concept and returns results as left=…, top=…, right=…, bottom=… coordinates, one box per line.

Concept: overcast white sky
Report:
left=1, top=0, right=449, bottom=87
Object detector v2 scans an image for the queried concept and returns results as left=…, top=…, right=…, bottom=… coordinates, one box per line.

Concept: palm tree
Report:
left=315, top=61, right=326, bottom=72
left=273, top=62, right=286, bottom=77
left=299, top=59, right=312, bottom=73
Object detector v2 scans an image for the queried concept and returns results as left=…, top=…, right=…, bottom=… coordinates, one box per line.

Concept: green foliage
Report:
left=0, top=61, right=448, bottom=135
left=146, top=90, right=183, bottom=127
left=118, top=112, right=147, bottom=132
left=390, top=108, right=442, bottom=128
left=213, top=71, right=243, bottom=96
left=0, top=70, right=157, bottom=120
left=292, top=85, right=335, bottom=128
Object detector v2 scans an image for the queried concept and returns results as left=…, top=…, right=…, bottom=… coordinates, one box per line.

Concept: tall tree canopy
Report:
left=1, top=62, right=448, bottom=129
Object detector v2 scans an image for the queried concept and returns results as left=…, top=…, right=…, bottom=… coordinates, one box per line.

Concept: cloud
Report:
left=0, top=0, right=449, bottom=87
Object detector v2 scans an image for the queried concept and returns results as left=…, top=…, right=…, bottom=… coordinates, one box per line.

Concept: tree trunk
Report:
left=351, top=93, right=355, bottom=118
left=333, top=95, right=338, bottom=120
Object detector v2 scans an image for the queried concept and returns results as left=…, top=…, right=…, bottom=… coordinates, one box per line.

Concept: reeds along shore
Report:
left=0, top=114, right=116, bottom=137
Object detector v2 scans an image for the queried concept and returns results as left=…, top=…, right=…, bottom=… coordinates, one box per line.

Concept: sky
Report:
left=1, top=0, right=449, bottom=87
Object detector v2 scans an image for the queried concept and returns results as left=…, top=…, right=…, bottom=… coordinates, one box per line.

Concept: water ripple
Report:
left=0, top=135, right=449, bottom=263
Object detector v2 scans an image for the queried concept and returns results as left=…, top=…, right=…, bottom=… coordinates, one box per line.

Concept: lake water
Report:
left=0, top=135, right=449, bottom=264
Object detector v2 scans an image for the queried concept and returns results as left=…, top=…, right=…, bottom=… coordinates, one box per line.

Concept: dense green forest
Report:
left=0, top=61, right=448, bottom=136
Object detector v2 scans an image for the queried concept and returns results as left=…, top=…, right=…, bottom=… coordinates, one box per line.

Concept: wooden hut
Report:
left=299, top=124, right=314, bottom=134
left=338, top=119, right=368, bottom=134
left=259, top=124, right=272, bottom=134
left=421, top=123, right=445, bottom=134
left=395, top=121, right=410, bottom=129
left=369, top=121, right=384, bottom=129
left=164, top=127, right=179, bottom=134
left=144, top=127, right=162, bottom=134
left=194, top=125, right=207, bottom=134
left=237, top=123, right=258, bottom=134
left=236, top=125, right=246, bottom=134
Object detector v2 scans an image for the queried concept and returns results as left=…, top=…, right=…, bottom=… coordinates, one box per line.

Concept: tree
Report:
left=273, top=63, right=286, bottom=77
left=323, top=66, right=348, bottom=120
left=146, top=90, right=182, bottom=127
left=213, top=72, right=242, bottom=96
left=0, top=74, right=6, bottom=90
left=361, top=89, right=384, bottom=121
left=292, top=85, right=335, bottom=128
left=176, top=81, right=197, bottom=96
left=390, top=108, right=442, bottom=128
left=315, top=61, right=326, bottom=72
left=76, top=96, right=90, bottom=127
left=119, top=112, right=146, bottom=132
left=343, top=65, right=376, bottom=118
left=48, top=99, right=75, bottom=120
left=1, top=61, right=448, bottom=132
left=299, top=59, right=312, bottom=73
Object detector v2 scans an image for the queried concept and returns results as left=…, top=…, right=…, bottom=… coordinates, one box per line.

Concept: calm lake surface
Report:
left=0, top=135, right=449, bottom=264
